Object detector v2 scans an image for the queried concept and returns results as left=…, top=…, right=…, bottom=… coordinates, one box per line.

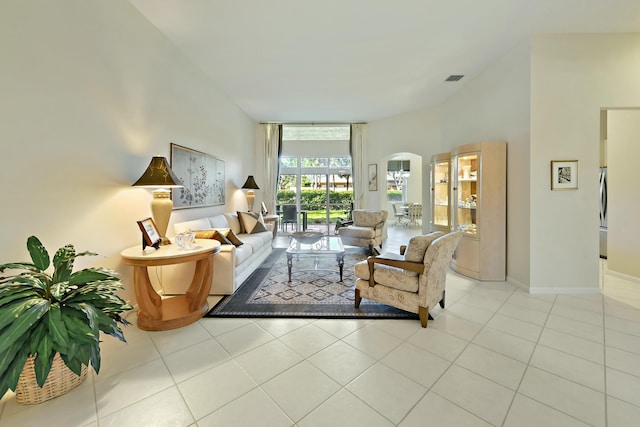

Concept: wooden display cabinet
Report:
left=451, top=141, right=506, bottom=281
left=430, top=152, right=452, bottom=232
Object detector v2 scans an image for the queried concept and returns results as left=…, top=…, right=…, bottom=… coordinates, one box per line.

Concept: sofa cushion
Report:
left=234, top=244, right=253, bottom=266
left=208, top=215, right=229, bottom=229
left=223, top=212, right=242, bottom=234
left=174, top=218, right=211, bottom=234
left=239, top=232, right=271, bottom=252
left=237, top=211, right=267, bottom=234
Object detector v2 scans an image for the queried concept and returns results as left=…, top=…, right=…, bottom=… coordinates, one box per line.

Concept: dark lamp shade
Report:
left=132, top=156, right=183, bottom=188
left=242, top=175, right=260, bottom=190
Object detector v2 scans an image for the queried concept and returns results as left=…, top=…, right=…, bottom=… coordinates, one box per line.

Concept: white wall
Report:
left=606, top=110, right=640, bottom=278
left=530, top=34, right=640, bottom=292
left=366, top=107, right=442, bottom=221
left=0, top=1, right=256, bottom=303
left=441, top=40, right=532, bottom=287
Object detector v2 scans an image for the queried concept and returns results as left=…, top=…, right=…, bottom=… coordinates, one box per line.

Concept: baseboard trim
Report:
left=506, top=276, right=528, bottom=292
left=605, top=269, right=640, bottom=284
left=528, top=286, right=601, bottom=295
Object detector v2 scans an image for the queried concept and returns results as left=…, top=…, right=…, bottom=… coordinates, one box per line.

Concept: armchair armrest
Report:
left=366, top=254, right=424, bottom=287
left=334, top=218, right=354, bottom=234
left=373, top=220, right=385, bottom=231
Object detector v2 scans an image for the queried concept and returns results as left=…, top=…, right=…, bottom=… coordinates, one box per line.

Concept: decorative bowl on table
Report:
left=290, top=231, right=324, bottom=245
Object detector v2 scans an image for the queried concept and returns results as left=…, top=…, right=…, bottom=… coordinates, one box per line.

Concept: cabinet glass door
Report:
left=432, top=160, right=450, bottom=229
left=456, top=153, right=478, bottom=235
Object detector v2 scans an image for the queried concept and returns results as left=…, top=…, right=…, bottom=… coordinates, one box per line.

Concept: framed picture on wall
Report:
left=551, top=160, right=578, bottom=190
left=368, top=163, right=378, bottom=191
left=170, top=143, right=225, bottom=208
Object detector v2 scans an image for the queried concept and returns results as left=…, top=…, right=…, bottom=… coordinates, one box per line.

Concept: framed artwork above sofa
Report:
left=170, top=143, right=225, bottom=208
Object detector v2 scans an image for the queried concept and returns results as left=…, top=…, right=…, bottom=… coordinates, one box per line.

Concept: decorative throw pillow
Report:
left=218, top=228, right=244, bottom=247
left=237, top=211, right=267, bottom=234
left=222, top=212, right=242, bottom=235
left=194, top=229, right=233, bottom=246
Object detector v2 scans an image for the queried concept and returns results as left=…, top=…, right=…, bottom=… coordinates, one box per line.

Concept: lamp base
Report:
left=151, top=189, right=173, bottom=244
left=246, top=190, right=255, bottom=212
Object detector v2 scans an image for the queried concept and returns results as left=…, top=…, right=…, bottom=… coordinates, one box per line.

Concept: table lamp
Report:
left=133, top=156, right=183, bottom=245
left=241, top=175, right=260, bottom=211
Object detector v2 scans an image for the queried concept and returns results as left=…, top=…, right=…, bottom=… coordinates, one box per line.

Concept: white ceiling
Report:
left=129, top=0, right=640, bottom=123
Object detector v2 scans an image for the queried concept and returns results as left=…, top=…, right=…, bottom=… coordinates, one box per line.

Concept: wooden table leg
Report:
left=186, top=255, right=213, bottom=311
left=133, top=265, right=162, bottom=321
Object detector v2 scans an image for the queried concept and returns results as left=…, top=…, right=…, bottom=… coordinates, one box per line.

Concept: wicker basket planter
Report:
left=15, top=353, right=87, bottom=405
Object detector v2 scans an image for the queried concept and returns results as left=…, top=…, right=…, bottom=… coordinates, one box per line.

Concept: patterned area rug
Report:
left=206, top=248, right=419, bottom=320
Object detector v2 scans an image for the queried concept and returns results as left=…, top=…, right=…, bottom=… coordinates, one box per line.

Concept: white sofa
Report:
left=166, top=212, right=273, bottom=295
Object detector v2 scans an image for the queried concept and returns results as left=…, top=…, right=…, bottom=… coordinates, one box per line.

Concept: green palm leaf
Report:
left=0, top=262, right=39, bottom=273
left=0, top=300, right=49, bottom=355
left=0, top=347, right=30, bottom=397
left=0, top=287, right=39, bottom=307
left=52, top=245, right=75, bottom=283
left=0, top=298, right=41, bottom=332
left=46, top=305, right=70, bottom=350
left=68, top=269, right=114, bottom=285
left=26, top=236, right=50, bottom=271
left=33, top=350, right=56, bottom=387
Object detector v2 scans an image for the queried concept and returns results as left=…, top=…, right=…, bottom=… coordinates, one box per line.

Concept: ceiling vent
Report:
left=445, top=75, right=464, bottom=82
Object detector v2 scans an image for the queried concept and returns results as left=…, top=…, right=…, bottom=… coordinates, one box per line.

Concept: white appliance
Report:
left=599, top=167, right=607, bottom=258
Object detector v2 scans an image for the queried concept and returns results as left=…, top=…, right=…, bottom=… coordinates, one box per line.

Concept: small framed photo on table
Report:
left=137, top=217, right=162, bottom=249
left=551, top=160, right=578, bottom=190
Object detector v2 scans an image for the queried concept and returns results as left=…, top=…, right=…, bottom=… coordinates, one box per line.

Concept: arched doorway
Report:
left=383, top=152, right=424, bottom=246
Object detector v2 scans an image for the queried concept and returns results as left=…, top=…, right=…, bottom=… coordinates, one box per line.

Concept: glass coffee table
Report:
left=286, top=233, right=345, bottom=282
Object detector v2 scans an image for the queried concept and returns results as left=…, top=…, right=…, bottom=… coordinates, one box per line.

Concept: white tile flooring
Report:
left=2, top=226, right=640, bottom=426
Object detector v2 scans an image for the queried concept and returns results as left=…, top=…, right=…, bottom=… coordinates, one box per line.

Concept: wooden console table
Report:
left=121, top=239, right=220, bottom=331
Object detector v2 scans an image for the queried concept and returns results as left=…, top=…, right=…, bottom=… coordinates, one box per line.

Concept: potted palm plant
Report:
left=0, top=236, right=132, bottom=404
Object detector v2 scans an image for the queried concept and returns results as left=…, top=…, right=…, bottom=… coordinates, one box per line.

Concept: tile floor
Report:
left=1, top=226, right=639, bottom=426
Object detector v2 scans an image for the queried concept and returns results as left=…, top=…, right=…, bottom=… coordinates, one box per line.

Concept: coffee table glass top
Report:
left=286, top=235, right=344, bottom=254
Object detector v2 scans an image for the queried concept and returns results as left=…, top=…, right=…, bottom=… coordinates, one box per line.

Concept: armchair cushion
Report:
left=341, top=226, right=376, bottom=239
left=404, top=232, right=444, bottom=262
left=352, top=210, right=387, bottom=228
left=371, top=265, right=419, bottom=292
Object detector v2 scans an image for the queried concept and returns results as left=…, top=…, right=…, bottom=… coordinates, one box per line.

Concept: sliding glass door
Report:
left=277, top=125, right=352, bottom=235
left=277, top=156, right=352, bottom=234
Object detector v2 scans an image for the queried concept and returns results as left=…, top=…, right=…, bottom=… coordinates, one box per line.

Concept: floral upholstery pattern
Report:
left=404, top=232, right=444, bottom=262
left=354, top=231, right=463, bottom=327
left=338, top=210, right=388, bottom=254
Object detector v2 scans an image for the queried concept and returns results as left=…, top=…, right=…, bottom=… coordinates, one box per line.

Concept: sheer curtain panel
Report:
left=262, top=123, right=281, bottom=214
left=350, top=123, right=366, bottom=209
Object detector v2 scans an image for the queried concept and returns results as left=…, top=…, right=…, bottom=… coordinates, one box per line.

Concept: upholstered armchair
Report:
left=337, top=209, right=388, bottom=255
left=353, top=231, right=462, bottom=327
